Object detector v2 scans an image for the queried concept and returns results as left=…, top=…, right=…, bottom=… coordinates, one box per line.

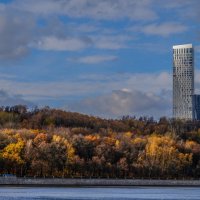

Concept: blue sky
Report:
left=0, top=0, right=200, bottom=119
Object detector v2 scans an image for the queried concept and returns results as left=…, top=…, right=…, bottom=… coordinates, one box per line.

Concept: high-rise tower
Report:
left=173, top=44, right=194, bottom=120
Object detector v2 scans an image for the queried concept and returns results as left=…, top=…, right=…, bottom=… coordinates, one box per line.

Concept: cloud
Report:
left=122, top=72, right=172, bottom=93
left=0, top=70, right=187, bottom=119
left=0, top=89, right=34, bottom=107
left=0, top=11, right=35, bottom=59
left=11, top=0, right=157, bottom=21
left=161, top=0, right=192, bottom=8
left=33, top=36, right=92, bottom=51
left=93, top=35, right=131, bottom=50
left=33, top=34, right=130, bottom=51
left=131, top=22, right=188, bottom=37
left=69, top=89, right=170, bottom=118
left=130, top=43, right=169, bottom=53
left=0, top=79, right=99, bottom=100
left=73, top=55, right=118, bottom=64
left=196, top=46, right=200, bottom=53
left=194, top=70, right=200, bottom=94
left=0, top=71, right=171, bottom=100
left=0, top=70, right=189, bottom=119
left=67, top=71, right=172, bottom=118
left=0, top=0, right=194, bottom=60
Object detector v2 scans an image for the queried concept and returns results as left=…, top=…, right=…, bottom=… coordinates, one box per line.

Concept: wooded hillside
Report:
left=1, top=105, right=200, bottom=178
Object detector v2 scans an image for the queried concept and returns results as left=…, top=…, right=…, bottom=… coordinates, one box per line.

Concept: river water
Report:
left=0, top=187, right=199, bottom=200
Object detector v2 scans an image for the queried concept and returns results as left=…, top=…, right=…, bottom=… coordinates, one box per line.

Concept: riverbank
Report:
left=1, top=178, right=200, bottom=187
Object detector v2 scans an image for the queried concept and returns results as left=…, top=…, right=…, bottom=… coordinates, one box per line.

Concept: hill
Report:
left=1, top=105, right=200, bottom=179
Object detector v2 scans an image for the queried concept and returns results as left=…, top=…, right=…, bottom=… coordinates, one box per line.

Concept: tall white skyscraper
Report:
left=173, top=44, right=194, bottom=120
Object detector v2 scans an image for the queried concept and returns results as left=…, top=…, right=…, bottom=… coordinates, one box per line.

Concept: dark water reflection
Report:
left=0, top=187, right=199, bottom=200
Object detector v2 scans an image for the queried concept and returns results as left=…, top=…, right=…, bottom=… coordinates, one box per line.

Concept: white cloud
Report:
left=131, top=43, right=169, bottom=53
left=67, top=71, right=172, bottom=118
left=74, top=55, right=118, bottom=64
left=0, top=0, right=194, bottom=60
left=125, top=72, right=171, bottom=93
left=194, top=70, right=200, bottom=94
left=0, top=79, right=99, bottom=99
left=33, top=34, right=131, bottom=51
left=94, top=35, right=131, bottom=50
left=69, top=89, right=170, bottom=118
left=196, top=46, right=200, bottom=53
left=0, top=71, right=173, bottom=118
left=131, top=22, right=188, bottom=37
left=0, top=11, right=35, bottom=59
left=6, top=69, right=200, bottom=118
left=0, top=89, right=34, bottom=107
left=0, top=71, right=171, bottom=99
left=0, top=3, right=6, bottom=11
left=11, top=0, right=157, bottom=21
left=34, top=36, right=92, bottom=51
left=160, top=0, right=192, bottom=9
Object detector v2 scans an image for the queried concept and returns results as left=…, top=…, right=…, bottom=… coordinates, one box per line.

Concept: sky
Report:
left=0, top=0, right=200, bottom=119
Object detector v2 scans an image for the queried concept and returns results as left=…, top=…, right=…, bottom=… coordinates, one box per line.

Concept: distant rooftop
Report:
left=173, top=44, right=193, bottom=49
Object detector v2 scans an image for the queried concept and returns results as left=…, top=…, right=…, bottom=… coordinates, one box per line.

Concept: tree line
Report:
left=0, top=105, right=200, bottom=179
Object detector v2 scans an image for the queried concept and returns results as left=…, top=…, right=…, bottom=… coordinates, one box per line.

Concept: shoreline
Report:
left=1, top=178, right=200, bottom=187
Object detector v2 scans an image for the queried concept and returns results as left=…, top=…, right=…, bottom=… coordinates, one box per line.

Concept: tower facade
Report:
left=173, top=44, right=194, bottom=120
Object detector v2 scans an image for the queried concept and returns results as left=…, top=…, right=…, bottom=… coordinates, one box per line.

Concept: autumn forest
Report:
left=1, top=105, right=200, bottom=179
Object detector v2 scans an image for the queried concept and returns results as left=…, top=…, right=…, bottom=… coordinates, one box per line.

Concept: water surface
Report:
left=0, top=187, right=199, bottom=200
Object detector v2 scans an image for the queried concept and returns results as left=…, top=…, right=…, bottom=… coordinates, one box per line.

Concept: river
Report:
left=0, top=187, right=199, bottom=200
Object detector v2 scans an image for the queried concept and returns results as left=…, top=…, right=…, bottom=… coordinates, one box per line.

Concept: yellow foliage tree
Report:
left=138, top=135, right=192, bottom=177
left=52, top=135, right=75, bottom=163
left=2, top=140, right=25, bottom=167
